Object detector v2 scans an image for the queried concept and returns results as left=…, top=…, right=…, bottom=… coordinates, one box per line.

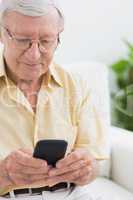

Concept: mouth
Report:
left=22, top=63, right=41, bottom=69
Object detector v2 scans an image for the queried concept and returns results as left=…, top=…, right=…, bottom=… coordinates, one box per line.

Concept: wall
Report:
left=0, top=0, right=132, bottom=65
left=55, top=0, right=133, bottom=65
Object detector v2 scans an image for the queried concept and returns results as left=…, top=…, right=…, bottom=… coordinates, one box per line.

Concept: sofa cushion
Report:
left=87, top=177, right=133, bottom=200
left=111, top=127, right=133, bottom=193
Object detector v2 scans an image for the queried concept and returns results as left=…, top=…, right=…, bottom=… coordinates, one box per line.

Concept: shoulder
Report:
left=54, top=63, right=90, bottom=98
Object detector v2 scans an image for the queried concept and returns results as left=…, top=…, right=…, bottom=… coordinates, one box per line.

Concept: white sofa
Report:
left=62, top=62, right=133, bottom=200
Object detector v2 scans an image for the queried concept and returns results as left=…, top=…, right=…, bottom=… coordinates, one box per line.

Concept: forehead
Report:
left=3, top=10, right=59, bottom=37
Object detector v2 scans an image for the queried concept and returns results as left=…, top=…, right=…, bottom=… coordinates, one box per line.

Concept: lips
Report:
left=22, top=63, right=41, bottom=69
left=26, top=63, right=39, bottom=65
left=25, top=63, right=39, bottom=66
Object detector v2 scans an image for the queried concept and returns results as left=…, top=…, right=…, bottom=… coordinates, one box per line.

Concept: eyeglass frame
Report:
left=1, top=25, right=60, bottom=53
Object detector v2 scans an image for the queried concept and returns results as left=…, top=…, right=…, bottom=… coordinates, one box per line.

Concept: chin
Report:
left=18, top=63, right=48, bottom=80
left=19, top=71, right=41, bottom=81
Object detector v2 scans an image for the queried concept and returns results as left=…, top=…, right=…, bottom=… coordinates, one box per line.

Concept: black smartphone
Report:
left=33, top=139, right=68, bottom=166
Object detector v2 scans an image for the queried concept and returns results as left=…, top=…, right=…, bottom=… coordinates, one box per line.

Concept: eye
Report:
left=40, top=40, right=55, bottom=48
left=41, top=40, right=52, bottom=44
left=16, top=38, right=30, bottom=44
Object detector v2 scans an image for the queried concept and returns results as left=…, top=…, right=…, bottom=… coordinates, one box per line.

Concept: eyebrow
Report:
left=5, top=26, right=57, bottom=40
left=13, top=32, right=57, bottom=40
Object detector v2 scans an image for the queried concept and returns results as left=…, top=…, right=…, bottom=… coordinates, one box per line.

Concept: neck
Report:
left=18, top=78, right=42, bottom=94
left=5, top=66, right=43, bottom=94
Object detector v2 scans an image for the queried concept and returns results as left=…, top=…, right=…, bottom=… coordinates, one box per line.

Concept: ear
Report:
left=58, top=17, right=64, bottom=34
left=0, top=30, right=4, bottom=44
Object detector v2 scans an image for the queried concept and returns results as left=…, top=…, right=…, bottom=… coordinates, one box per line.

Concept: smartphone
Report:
left=33, top=139, right=68, bottom=166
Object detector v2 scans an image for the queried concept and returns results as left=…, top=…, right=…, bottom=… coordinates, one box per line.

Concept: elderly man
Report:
left=0, top=0, right=108, bottom=199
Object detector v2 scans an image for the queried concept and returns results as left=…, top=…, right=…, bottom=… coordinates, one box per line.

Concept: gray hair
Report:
left=0, top=0, right=64, bottom=28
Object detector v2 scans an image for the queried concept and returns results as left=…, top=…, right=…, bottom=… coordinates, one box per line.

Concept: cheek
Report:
left=4, top=45, right=20, bottom=64
left=41, top=52, right=54, bottom=67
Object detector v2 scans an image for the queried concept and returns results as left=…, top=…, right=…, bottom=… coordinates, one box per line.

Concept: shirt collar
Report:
left=49, top=62, right=63, bottom=88
left=0, top=45, right=7, bottom=78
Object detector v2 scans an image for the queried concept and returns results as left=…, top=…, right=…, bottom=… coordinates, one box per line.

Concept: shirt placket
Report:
left=33, top=87, right=50, bottom=147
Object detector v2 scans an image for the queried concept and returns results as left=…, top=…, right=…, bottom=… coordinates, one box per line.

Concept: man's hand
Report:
left=0, top=149, right=51, bottom=189
left=0, top=148, right=99, bottom=189
left=47, top=149, right=99, bottom=186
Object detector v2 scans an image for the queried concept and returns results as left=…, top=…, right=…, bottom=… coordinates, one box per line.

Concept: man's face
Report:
left=1, top=10, right=60, bottom=81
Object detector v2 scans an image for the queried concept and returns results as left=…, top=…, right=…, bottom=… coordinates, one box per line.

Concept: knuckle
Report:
left=6, top=160, right=18, bottom=173
left=77, top=175, right=90, bottom=185
left=11, top=150, right=19, bottom=158
left=79, top=160, right=84, bottom=167
left=87, top=166, right=92, bottom=173
left=9, top=164, right=15, bottom=173
left=9, top=172, right=14, bottom=179
left=6, top=158, right=13, bottom=172
left=72, top=152, right=80, bottom=160
left=62, top=173, right=70, bottom=182
left=72, top=171, right=79, bottom=179
left=82, top=166, right=90, bottom=176
left=27, top=174, right=32, bottom=181
left=69, top=165, right=74, bottom=171
left=22, top=157, right=29, bottom=165
left=8, top=172, right=17, bottom=184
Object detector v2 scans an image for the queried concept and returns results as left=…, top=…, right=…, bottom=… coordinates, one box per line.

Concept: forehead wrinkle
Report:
left=3, top=10, right=59, bottom=38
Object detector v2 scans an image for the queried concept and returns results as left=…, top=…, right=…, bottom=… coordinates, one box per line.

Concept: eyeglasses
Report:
left=2, top=26, right=60, bottom=52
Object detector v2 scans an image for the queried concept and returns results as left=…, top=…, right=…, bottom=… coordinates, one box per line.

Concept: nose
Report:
left=24, top=42, right=41, bottom=62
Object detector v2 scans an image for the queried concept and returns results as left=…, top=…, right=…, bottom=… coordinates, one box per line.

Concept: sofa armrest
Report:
left=110, top=126, right=133, bottom=193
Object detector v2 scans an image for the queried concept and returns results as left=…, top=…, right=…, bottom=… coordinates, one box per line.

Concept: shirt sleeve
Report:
left=73, top=78, right=110, bottom=160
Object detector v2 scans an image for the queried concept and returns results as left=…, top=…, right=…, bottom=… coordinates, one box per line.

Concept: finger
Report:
left=56, top=151, right=86, bottom=168
left=9, top=173, right=48, bottom=185
left=14, top=150, right=48, bottom=169
left=19, top=148, right=33, bottom=156
left=15, top=164, right=51, bottom=175
left=54, top=165, right=92, bottom=183
left=73, top=174, right=92, bottom=185
left=30, top=178, right=50, bottom=188
left=49, top=159, right=87, bottom=176
left=27, top=177, right=59, bottom=188
left=8, top=172, right=32, bottom=186
left=26, top=173, right=49, bottom=182
left=45, top=176, right=64, bottom=187
left=73, top=168, right=95, bottom=185
left=56, top=149, right=93, bottom=169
